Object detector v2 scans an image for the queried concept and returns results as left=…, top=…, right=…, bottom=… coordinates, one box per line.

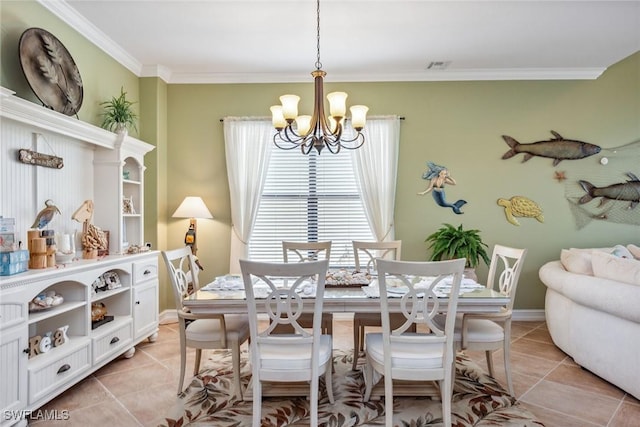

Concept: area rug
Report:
left=159, top=349, right=544, bottom=426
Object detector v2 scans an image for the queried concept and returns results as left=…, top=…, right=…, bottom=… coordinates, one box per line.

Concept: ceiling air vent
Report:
left=426, top=61, right=451, bottom=70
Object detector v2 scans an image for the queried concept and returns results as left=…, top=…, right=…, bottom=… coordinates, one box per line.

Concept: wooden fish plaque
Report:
left=18, top=149, right=64, bottom=169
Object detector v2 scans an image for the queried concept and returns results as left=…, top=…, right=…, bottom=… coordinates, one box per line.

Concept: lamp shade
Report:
left=172, top=197, right=213, bottom=219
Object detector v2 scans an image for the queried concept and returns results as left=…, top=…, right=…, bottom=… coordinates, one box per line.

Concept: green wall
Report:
left=166, top=56, right=640, bottom=311
left=2, top=1, right=639, bottom=312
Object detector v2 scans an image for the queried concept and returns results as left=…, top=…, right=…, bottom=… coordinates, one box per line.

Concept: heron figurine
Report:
left=31, top=199, right=61, bottom=229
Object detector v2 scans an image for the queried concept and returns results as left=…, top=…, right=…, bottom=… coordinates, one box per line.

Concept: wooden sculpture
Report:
left=72, top=200, right=107, bottom=258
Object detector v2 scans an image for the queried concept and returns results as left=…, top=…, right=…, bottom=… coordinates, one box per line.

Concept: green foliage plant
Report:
left=100, top=87, right=138, bottom=133
left=425, top=223, right=490, bottom=268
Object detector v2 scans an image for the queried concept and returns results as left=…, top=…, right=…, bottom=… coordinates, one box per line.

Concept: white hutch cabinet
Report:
left=0, top=87, right=158, bottom=427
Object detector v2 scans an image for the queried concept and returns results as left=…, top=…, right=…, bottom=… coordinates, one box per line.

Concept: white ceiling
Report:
left=42, top=0, right=640, bottom=84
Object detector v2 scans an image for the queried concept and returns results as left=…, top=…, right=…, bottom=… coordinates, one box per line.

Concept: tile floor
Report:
left=30, top=320, right=640, bottom=426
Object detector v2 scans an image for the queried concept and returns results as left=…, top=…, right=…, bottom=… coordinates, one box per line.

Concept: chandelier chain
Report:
left=315, top=0, right=322, bottom=70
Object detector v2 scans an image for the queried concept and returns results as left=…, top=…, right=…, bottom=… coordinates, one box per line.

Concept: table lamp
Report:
left=171, top=196, right=213, bottom=259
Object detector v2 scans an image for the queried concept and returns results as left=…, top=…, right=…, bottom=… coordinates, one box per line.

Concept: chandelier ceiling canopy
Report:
left=270, top=0, right=368, bottom=155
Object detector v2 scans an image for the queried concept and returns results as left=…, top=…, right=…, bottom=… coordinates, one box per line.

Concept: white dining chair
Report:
left=239, top=259, right=334, bottom=427
left=363, top=258, right=466, bottom=427
left=351, top=240, right=408, bottom=371
left=281, top=240, right=333, bottom=335
left=455, top=244, right=527, bottom=396
left=162, top=247, right=250, bottom=398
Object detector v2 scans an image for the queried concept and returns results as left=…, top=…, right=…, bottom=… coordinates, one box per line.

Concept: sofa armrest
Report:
left=540, top=261, right=640, bottom=324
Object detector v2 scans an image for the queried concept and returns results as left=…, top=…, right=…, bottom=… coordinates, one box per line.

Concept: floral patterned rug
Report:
left=160, top=349, right=544, bottom=426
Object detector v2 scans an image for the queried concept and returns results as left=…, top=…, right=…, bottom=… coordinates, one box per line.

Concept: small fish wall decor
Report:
left=497, top=196, right=544, bottom=226
left=501, top=131, right=601, bottom=166
left=418, top=162, right=467, bottom=214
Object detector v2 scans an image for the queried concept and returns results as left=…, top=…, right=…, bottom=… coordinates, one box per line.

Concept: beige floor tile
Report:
left=520, top=379, right=620, bottom=425
left=623, top=394, right=640, bottom=406
left=609, top=401, right=640, bottom=427
left=519, top=326, right=554, bottom=344
left=116, top=381, right=179, bottom=425
left=36, top=376, right=113, bottom=413
left=545, top=362, right=626, bottom=400
left=524, top=402, right=602, bottom=427
left=93, top=347, right=158, bottom=377
left=97, top=362, right=175, bottom=397
left=511, top=337, right=567, bottom=362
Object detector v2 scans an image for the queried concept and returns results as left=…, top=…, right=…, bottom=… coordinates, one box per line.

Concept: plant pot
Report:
left=83, top=248, right=98, bottom=259
left=463, top=267, right=478, bottom=282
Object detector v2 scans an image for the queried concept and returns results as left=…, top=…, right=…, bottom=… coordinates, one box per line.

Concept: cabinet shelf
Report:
left=91, top=286, right=130, bottom=303
left=28, top=301, right=86, bottom=325
left=122, top=179, right=141, bottom=185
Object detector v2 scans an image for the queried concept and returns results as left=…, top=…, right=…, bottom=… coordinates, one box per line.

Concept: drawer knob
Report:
left=110, top=337, right=120, bottom=344
left=144, top=269, right=151, bottom=275
left=135, top=300, right=141, bottom=305
left=57, top=364, right=71, bottom=374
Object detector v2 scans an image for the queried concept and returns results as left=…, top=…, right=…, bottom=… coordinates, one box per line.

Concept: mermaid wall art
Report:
left=418, top=162, right=467, bottom=214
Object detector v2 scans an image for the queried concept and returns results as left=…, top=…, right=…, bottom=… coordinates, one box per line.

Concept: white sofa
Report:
left=539, top=246, right=640, bottom=400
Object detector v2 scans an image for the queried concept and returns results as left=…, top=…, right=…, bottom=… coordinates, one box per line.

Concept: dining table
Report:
left=183, top=277, right=510, bottom=316
left=182, top=276, right=510, bottom=400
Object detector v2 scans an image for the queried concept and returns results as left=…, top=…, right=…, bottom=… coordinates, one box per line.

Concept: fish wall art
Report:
left=563, top=138, right=640, bottom=228
left=502, top=131, right=601, bottom=166
left=418, top=162, right=467, bottom=214
left=579, top=172, right=640, bottom=210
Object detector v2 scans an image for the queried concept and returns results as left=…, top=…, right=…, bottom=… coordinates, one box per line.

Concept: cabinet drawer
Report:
left=92, top=320, right=133, bottom=365
left=133, top=260, right=158, bottom=284
left=28, top=342, right=91, bottom=404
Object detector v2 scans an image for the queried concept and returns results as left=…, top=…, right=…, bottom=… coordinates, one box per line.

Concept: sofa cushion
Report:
left=560, top=247, right=613, bottom=276
left=560, top=249, right=594, bottom=275
left=592, top=251, right=640, bottom=286
left=628, top=244, right=640, bottom=260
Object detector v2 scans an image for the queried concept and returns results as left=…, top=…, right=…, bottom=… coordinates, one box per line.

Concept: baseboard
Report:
left=159, top=308, right=546, bottom=323
left=512, top=309, right=545, bottom=321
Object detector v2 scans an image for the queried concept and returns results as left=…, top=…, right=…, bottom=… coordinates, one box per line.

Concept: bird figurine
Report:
left=31, top=199, right=61, bottom=229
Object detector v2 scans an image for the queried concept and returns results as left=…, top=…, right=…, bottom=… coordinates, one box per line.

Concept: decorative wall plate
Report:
left=19, top=27, right=83, bottom=116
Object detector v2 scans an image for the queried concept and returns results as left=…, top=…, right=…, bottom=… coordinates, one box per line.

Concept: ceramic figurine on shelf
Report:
left=31, top=199, right=61, bottom=229
left=418, top=162, right=467, bottom=214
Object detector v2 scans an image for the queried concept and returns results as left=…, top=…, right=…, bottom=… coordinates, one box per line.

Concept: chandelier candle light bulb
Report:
left=270, top=0, right=369, bottom=154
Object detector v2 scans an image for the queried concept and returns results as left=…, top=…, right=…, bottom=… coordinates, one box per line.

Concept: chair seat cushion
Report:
left=186, top=314, right=249, bottom=342
left=259, top=335, right=333, bottom=370
left=365, top=333, right=444, bottom=369
left=458, top=318, right=504, bottom=343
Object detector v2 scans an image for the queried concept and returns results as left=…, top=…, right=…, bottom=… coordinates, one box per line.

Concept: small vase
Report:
left=115, top=124, right=128, bottom=137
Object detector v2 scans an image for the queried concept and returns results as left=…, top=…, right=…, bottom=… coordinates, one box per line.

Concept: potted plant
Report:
left=425, top=223, right=490, bottom=279
left=99, top=87, right=138, bottom=134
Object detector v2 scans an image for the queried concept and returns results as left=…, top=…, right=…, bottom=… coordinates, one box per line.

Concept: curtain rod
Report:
left=219, top=116, right=405, bottom=122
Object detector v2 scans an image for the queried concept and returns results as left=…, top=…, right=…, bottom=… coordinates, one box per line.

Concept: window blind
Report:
left=249, top=144, right=374, bottom=267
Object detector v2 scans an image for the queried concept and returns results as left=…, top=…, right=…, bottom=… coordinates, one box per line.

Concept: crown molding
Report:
left=166, top=67, right=606, bottom=84
left=38, top=0, right=142, bottom=76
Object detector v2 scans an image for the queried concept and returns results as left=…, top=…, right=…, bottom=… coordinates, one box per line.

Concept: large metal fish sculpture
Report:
left=502, top=131, right=601, bottom=166
left=579, top=173, right=640, bottom=209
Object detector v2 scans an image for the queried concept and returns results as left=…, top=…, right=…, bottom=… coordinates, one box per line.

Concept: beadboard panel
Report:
left=1, top=117, right=94, bottom=246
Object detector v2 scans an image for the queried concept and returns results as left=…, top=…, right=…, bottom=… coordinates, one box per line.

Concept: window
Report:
left=249, top=145, right=374, bottom=267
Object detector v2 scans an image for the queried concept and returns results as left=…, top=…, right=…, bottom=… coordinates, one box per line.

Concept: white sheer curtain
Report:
left=350, top=116, right=401, bottom=241
left=223, top=117, right=273, bottom=273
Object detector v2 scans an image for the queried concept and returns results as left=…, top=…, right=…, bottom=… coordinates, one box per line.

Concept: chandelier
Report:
left=270, top=0, right=369, bottom=155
